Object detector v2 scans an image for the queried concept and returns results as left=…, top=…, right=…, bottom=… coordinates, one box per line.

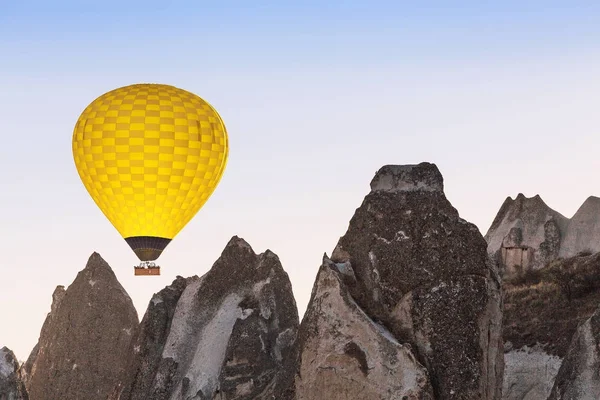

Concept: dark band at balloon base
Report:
left=125, top=236, right=172, bottom=261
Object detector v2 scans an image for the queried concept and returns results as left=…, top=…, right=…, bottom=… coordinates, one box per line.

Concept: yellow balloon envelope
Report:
left=72, top=83, right=228, bottom=262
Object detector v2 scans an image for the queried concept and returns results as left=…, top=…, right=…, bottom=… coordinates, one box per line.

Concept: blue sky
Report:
left=0, top=1, right=599, bottom=359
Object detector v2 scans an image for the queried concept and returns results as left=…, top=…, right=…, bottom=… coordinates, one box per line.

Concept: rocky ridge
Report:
left=12, top=162, right=600, bottom=399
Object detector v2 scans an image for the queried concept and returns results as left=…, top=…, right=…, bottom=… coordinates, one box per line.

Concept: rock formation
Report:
left=114, top=236, right=298, bottom=400
left=501, top=344, right=561, bottom=400
left=25, top=252, right=139, bottom=400
left=304, top=163, right=503, bottom=399
left=485, top=193, right=600, bottom=399
left=548, top=303, right=600, bottom=400
left=502, top=251, right=600, bottom=400
left=0, top=346, right=27, bottom=400
left=484, top=194, right=569, bottom=276
left=19, top=161, right=600, bottom=399
left=111, top=275, right=197, bottom=400
left=294, top=256, right=434, bottom=399
left=485, top=195, right=600, bottom=278
left=559, top=196, right=600, bottom=258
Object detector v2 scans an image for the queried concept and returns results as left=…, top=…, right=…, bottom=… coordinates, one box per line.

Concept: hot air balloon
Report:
left=72, top=83, right=228, bottom=276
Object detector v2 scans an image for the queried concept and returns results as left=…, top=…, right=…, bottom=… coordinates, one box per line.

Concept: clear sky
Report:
left=1, top=1, right=599, bottom=360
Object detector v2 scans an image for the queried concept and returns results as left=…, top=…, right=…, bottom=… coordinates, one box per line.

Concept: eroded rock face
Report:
left=0, top=346, right=27, bottom=400
left=501, top=250, right=600, bottom=400
left=22, top=284, right=66, bottom=392
left=548, top=305, right=600, bottom=400
left=25, top=253, right=139, bottom=400
left=330, top=162, right=503, bottom=399
left=502, top=345, right=562, bottom=400
left=22, top=284, right=67, bottom=392
left=112, top=276, right=198, bottom=400
left=486, top=195, right=600, bottom=278
left=560, top=196, right=600, bottom=258
left=118, top=236, right=298, bottom=400
left=538, top=219, right=561, bottom=264
left=485, top=194, right=569, bottom=276
left=294, top=256, right=434, bottom=400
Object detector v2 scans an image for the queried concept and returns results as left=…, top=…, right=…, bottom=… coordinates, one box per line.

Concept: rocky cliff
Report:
left=114, top=236, right=299, bottom=400
left=295, top=163, right=503, bottom=399
left=0, top=346, right=27, bottom=400
left=486, top=195, right=600, bottom=278
left=24, top=253, right=139, bottom=400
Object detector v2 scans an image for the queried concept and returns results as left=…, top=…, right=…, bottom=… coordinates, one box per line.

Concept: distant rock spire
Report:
left=486, top=193, right=600, bottom=276
left=484, top=193, right=569, bottom=275
left=24, top=252, right=139, bottom=400
left=560, top=196, right=600, bottom=258
left=0, top=346, right=27, bottom=400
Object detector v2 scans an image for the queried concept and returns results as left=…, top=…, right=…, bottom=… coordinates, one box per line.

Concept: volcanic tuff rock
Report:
left=115, top=236, right=298, bottom=400
left=22, top=285, right=66, bottom=392
left=548, top=303, right=600, bottom=400
left=559, top=196, right=600, bottom=258
left=21, top=289, right=63, bottom=394
left=486, top=194, right=600, bottom=399
left=293, top=256, right=434, bottom=399
left=325, top=163, right=503, bottom=399
left=0, top=346, right=27, bottom=400
left=111, top=275, right=198, bottom=400
left=501, top=251, right=600, bottom=400
left=25, top=252, right=139, bottom=400
left=501, top=345, right=561, bottom=400
left=485, top=195, right=600, bottom=278
left=484, top=194, right=569, bottom=275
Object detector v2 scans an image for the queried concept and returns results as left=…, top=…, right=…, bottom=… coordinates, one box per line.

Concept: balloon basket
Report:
left=134, top=262, right=161, bottom=276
